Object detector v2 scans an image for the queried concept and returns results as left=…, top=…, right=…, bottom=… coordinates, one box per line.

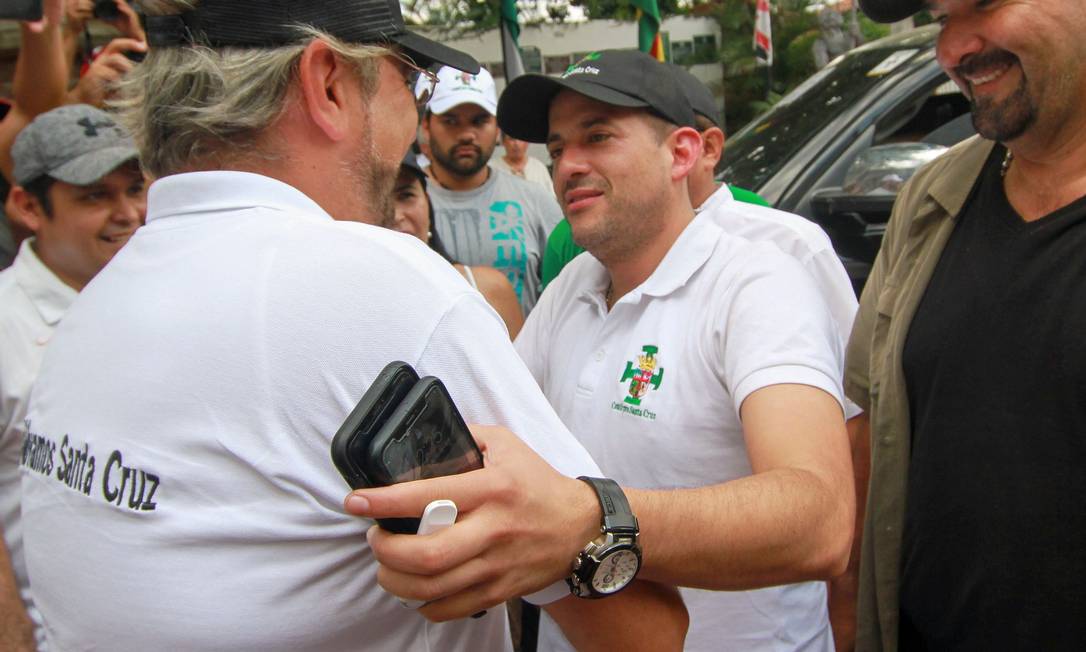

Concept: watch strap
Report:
left=577, top=476, right=638, bottom=536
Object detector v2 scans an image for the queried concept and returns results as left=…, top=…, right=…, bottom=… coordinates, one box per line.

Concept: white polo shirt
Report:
left=516, top=213, right=843, bottom=652
left=0, top=239, right=73, bottom=652
left=20, top=171, right=600, bottom=652
left=698, top=184, right=858, bottom=355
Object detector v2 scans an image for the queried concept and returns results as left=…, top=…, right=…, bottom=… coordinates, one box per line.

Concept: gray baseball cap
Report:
left=12, top=104, right=139, bottom=186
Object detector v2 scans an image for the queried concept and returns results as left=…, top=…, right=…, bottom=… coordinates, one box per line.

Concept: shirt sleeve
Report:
left=717, top=245, right=846, bottom=416
left=417, top=292, right=600, bottom=483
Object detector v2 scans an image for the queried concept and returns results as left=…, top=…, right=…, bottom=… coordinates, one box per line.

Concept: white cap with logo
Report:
left=421, top=66, right=498, bottom=116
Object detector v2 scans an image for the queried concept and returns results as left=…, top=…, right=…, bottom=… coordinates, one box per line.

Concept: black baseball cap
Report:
left=400, top=151, right=427, bottom=182
left=497, top=49, right=696, bottom=144
left=858, top=0, right=925, bottom=23
left=669, top=64, right=722, bottom=130
left=145, top=0, right=479, bottom=74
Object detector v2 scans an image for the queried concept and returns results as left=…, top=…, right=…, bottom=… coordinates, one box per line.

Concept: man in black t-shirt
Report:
left=842, top=0, right=1086, bottom=650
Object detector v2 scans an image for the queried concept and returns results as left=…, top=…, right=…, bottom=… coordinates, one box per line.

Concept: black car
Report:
left=719, top=25, right=973, bottom=293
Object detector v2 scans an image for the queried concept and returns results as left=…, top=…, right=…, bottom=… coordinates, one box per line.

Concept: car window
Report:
left=720, top=40, right=932, bottom=192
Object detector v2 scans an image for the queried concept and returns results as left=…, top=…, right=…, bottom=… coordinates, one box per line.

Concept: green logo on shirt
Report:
left=619, top=345, right=664, bottom=406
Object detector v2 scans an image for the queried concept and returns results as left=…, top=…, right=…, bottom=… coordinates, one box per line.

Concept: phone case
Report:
left=365, top=376, right=484, bottom=533
left=330, top=361, right=419, bottom=490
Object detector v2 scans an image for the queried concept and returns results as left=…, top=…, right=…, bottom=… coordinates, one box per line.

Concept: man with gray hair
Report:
left=18, top=2, right=686, bottom=651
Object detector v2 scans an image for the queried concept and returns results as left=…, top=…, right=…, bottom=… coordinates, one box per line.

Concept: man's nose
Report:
left=113, top=195, right=146, bottom=226
left=936, top=15, right=985, bottom=74
left=553, top=149, right=590, bottom=191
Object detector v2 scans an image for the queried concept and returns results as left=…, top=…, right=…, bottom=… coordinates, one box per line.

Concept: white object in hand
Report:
left=400, top=499, right=458, bottom=609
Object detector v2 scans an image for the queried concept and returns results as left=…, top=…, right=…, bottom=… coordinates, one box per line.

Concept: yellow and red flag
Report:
left=631, top=0, right=665, bottom=61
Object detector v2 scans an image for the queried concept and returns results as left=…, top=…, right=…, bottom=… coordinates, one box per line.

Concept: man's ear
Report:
left=701, top=126, right=726, bottom=169
left=295, top=39, right=361, bottom=143
left=7, top=186, right=46, bottom=233
left=420, top=111, right=432, bottom=143
left=668, top=126, right=703, bottom=183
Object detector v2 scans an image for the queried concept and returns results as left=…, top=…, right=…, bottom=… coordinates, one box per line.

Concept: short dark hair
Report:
left=22, top=175, right=56, bottom=217
left=694, top=114, right=717, bottom=133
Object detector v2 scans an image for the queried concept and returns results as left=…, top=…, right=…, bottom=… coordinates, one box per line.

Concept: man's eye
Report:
left=547, top=148, right=562, bottom=161
left=588, top=132, right=610, bottom=143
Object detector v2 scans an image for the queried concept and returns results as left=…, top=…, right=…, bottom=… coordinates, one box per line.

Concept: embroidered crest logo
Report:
left=619, top=345, right=664, bottom=406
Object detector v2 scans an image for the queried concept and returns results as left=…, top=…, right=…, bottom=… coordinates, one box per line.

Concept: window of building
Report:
left=521, top=46, right=543, bottom=74
left=693, top=34, right=717, bottom=61
left=670, top=40, right=693, bottom=64
left=545, top=54, right=573, bottom=75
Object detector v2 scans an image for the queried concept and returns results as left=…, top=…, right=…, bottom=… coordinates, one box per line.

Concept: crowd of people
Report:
left=0, top=0, right=1083, bottom=651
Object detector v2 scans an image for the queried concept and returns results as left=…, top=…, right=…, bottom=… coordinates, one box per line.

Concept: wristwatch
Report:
left=567, top=476, right=642, bottom=598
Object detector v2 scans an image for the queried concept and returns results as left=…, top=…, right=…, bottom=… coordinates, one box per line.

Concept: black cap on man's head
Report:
left=858, top=0, right=925, bottom=23
left=145, top=0, right=479, bottom=74
left=497, top=49, right=696, bottom=144
left=669, top=64, right=722, bottom=130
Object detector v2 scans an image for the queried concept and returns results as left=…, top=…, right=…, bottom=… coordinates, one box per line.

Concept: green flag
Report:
left=630, top=0, right=665, bottom=60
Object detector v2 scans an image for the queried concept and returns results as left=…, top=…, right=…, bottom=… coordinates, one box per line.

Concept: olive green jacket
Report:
left=845, top=136, right=996, bottom=652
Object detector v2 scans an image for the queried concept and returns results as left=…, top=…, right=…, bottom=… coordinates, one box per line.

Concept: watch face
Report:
left=590, top=548, right=640, bottom=594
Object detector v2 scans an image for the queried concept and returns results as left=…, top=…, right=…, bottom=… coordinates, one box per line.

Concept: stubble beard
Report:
left=959, top=50, right=1037, bottom=143
left=567, top=178, right=670, bottom=267
left=971, top=80, right=1036, bottom=143
left=349, top=120, right=399, bottom=228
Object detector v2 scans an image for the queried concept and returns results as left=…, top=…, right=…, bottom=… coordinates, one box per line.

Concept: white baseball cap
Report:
left=422, top=66, right=497, bottom=116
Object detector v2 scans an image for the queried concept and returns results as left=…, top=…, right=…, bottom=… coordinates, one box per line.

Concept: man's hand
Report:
left=69, top=37, right=145, bottom=106
left=98, top=0, right=145, bottom=42
left=344, top=425, right=602, bottom=621
left=23, top=0, right=64, bottom=32
left=63, top=0, right=94, bottom=35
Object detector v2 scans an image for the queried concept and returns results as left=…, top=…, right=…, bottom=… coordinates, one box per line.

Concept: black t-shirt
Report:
left=900, top=146, right=1086, bottom=650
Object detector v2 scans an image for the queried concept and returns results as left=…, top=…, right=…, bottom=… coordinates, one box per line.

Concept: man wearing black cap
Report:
left=843, top=1, right=1086, bottom=650
left=17, top=4, right=686, bottom=651
left=351, top=49, right=853, bottom=651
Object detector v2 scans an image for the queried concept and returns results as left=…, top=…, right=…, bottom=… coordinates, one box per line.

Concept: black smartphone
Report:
left=0, top=0, right=43, bottom=21
left=92, top=0, right=120, bottom=20
left=365, top=376, right=484, bottom=533
left=330, top=361, right=419, bottom=490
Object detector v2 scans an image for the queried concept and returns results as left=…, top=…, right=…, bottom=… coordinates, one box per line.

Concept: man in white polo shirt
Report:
left=18, top=3, right=686, bottom=651
left=673, top=65, right=858, bottom=339
left=1, top=103, right=144, bottom=652
left=421, top=66, right=563, bottom=315
left=498, top=50, right=852, bottom=651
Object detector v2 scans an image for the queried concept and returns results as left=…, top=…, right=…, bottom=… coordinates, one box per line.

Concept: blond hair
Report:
left=115, top=1, right=387, bottom=177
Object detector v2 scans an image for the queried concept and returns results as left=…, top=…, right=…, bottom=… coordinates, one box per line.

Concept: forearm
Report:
left=544, top=580, right=687, bottom=652
left=828, top=414, right=871, bottom=651
left=0, top=537, right=35, bottom=652
left=628, top=466, right=853, bottom=590
left=15, top=21, right=70, bottom=116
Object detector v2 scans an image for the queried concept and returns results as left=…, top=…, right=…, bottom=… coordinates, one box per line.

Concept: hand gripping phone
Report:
left=331, top=364, right=483, bottom=534
left=363, top=376, right=484, bottom=533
